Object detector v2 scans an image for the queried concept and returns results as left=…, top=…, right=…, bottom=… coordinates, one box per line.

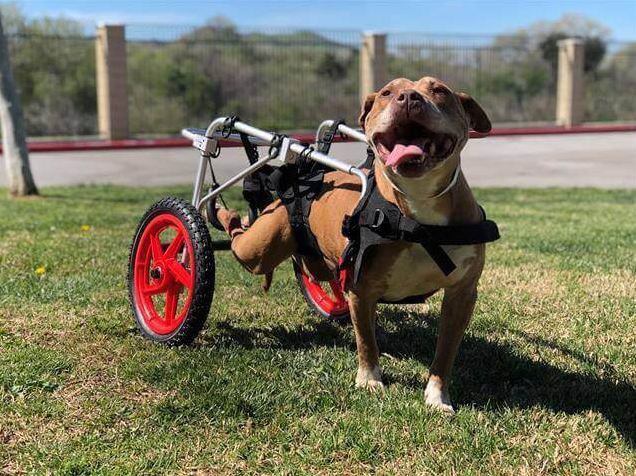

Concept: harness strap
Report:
left=238, top=128, right=275, bottom=223
left=239, top=131, right=259, bottom=165
left=265, top=156, right=325, bottom=258
left=341, top=170, right=500, bottom=284
left=361, top=146, right=375, bottom=169
left=316, top=119, right=346, bottom=154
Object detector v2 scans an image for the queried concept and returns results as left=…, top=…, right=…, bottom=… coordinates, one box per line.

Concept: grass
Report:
left=0, top=185, right=635, bottom=475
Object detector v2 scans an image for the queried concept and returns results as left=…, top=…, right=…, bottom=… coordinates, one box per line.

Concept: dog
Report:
left=216, top=76, right=492, bottom=413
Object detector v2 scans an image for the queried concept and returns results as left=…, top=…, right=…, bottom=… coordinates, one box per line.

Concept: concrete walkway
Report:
left=1, top=132, right=634, bottom=188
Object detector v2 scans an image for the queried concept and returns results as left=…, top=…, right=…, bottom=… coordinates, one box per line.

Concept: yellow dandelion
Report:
left=80, top=224, right=91, bottom=232
left=35, top=266, right=46, bottom=275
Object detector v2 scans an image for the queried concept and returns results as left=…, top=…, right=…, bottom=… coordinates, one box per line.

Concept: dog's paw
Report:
left=355, top=366, right=385, bottom=392
left=215, top=208, right=242, bottom=234
left=424, top=378, right=455, bottom=414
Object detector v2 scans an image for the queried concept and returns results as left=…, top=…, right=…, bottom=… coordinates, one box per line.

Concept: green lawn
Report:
left=1, top=185, right=635, bottom=475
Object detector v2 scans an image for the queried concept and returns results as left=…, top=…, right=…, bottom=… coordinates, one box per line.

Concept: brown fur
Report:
left=216, top=75, right=492, bottom=412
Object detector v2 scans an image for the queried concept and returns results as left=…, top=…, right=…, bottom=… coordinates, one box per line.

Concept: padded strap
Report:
left=239, top=131, right=260, bottom=165
left=266, top=159, right=325, bottom=258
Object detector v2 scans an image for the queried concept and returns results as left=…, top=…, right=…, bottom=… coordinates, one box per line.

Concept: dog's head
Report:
left=359, top=76, right=490, bottom=179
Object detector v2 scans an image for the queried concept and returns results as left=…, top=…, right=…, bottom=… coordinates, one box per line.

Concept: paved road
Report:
left=1, top=132, right=634, bottom=188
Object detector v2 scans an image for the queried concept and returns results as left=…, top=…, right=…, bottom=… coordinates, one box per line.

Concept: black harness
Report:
left=340, top=170, right=500, bottom=284
left=239, top=121, right=500, bottom=286
left=241, top=120, right=345, bottom=257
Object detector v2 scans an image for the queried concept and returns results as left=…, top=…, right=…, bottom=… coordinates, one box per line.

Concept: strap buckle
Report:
left=367, top=209, right=397, bottom=240
left=316, top=119, right=346, bottom=154
left=370, top=209, right=385, bottom=230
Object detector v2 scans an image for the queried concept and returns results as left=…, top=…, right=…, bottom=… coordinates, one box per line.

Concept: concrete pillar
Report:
left=556, top=38, right=585, bottom=127
left=96, top=24, right=129, bottom=140
left=360, top=32, right=387, bottom=103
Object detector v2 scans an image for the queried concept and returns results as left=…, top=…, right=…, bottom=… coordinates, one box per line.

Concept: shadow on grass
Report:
left=201, top=309, right=636, bottom=447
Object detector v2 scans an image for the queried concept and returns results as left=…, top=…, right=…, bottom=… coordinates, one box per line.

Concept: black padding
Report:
left=266, top=156, right=326, bottom=258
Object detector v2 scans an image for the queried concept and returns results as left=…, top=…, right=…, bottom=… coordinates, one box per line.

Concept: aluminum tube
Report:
left=233, top=122, right=276, bottom=144
left=204, top=117, right=230, bottom=138
left=182, top=127, right=271, bottom=146
left=192, top=154, right=208, bottom=205
left=289, top=143, right=353, bottom=174
left=338, top=124, right=368, bottom=143
left=196, top=154, right=275, bottom=209
left=181, top=128, right=199, bottom=141
left=315, top=120, right=368, bottom=144
left=213, top=132, right=270, bottom=146
left=350, top=167, right=368, bottom=197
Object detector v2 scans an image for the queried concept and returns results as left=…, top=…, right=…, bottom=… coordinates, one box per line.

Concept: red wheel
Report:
left=128, top=197, right=214, bottom=345
left=293, top=260, right=350, bottom=322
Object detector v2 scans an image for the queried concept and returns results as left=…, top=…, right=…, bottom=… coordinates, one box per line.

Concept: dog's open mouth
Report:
left=373, top=122, right=456, bottom=177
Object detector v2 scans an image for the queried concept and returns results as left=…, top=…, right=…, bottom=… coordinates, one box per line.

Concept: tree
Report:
left=539, top=32, right=607, bottom=76
left=0, top=12, right=38, bottom=196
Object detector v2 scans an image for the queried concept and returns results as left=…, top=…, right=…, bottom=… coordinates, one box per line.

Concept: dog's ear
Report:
left=456, top=92, right=491, bottom=133
left=358, top=93, right=377, bottom=131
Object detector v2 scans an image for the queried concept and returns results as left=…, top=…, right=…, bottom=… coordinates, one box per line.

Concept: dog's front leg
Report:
left=348, top=292, right=383, bottom=390
left=425, top=278, right=479, bottom=413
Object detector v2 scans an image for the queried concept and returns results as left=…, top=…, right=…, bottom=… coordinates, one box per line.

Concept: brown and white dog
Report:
left=216, top=76, right=492, bottom=413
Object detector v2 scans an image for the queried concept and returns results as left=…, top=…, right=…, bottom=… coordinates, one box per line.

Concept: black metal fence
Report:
left=6, top=24, right=636, bottom=138
left=585, top=41, right=636, bottom=122
left=125, top=25, right=360, bottom=135
left=6, top=32, right=97, bottom=137
left=388, top=34, right=556, bottom=124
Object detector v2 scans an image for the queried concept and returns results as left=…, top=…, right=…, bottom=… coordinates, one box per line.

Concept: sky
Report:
left=10, top=0, right=636, bottom=40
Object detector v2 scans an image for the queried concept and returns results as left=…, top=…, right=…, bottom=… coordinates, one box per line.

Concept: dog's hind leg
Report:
left=216, top=200, right=297, bottom=277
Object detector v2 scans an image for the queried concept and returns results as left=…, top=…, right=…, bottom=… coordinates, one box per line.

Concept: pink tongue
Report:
left=385, top=144, right=424, bottom=168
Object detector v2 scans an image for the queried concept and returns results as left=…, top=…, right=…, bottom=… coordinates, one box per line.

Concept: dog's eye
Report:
left=433, top=86, right=449, bottom=96
left=380, top=89, right=391, bottom=97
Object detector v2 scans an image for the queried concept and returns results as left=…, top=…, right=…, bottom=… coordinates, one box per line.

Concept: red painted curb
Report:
left=3, top=123, right=635, bottom=154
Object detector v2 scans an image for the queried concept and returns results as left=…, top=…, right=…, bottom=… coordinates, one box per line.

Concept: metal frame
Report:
left=315, top=120, right=367, bottom=145
left=314, top=120, right=371, bottom=168
left=181, top=117, right=369, bottom=215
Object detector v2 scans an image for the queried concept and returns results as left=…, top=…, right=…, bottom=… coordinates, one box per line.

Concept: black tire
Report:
left=128, top=197, right=215, bottom=345
left=292, top=259, right=350, bottom=324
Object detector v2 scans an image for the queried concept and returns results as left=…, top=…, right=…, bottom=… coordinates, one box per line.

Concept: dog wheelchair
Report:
left=127, top=117, right=370, bottom=345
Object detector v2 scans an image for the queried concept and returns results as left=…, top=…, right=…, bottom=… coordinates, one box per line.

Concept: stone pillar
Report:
left=556, top=38, right=585, bottom=127
left=96, top=24, right=129, bottom=139
left=360, top=32, right=387, bottom=103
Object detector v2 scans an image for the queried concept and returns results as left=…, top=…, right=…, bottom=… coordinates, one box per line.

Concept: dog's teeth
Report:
left=429, top=142, right=436, bottom=156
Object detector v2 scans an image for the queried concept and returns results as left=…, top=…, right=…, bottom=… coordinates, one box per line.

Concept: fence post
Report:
left=556, top=38, right=585, bottom=127
left=360, top=32, right=387, bottom=104
left=96, top=24, right=129, bottom=140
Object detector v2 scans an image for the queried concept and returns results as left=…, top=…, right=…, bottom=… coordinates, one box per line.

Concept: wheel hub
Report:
left=150, top=266, right=162, bottom=280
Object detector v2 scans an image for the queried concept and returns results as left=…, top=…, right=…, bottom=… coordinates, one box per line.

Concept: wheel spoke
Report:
left=164, top=285, right=180, bottom=323
left=164, top=231, right=185, bottom=259
left=142, top=279, right=169, bottom=296
left=149, top=233, right=164, bottom=261
left=166, top=259, right=193, bottom=289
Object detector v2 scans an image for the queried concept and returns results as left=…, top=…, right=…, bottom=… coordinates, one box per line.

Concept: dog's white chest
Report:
left=382, top=242, right=477, bottom=301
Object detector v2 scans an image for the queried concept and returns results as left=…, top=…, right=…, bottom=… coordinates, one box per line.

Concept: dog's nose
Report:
left=396, top=89, right=423, bottom=106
